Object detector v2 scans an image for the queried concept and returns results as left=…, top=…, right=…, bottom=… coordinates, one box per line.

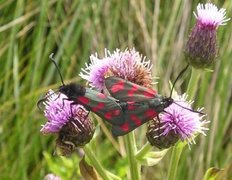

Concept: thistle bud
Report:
left=56, top=107, right=95, bottom=155
left=185, top=3, right=230, bottom=69
left=146, top=120, right=179, bottom=149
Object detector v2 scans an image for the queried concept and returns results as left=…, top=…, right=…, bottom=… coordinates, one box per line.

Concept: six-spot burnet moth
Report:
left=104, top=64, right=204, bottom=136
left=42, top=53, right=126, bottom=126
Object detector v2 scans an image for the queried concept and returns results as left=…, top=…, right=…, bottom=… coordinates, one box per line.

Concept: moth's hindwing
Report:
left=76, top=89, right=125, bottom=126
left=105, top=76, right=157, bottom=101
left=112, top=101, right=159, bottom=136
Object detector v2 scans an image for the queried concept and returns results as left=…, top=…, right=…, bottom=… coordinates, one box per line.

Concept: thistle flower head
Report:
left=106, top=49, right=153, bottom=87
left=80, top=48, right=153, bottom=90
left=40, top=89, right=94, bottom=155
left=80, top=54, right=111, bottom=90
left=41, top=90, right=79, bottom=134
left=146, top=119, right=179, bottom=149
left=147, top=94, right=209, bottom=148
left=194, top=3, right=230, bottom=28
left=56, top=108, right=95, bottom=155
left=185, top=3, right=230, bottom=69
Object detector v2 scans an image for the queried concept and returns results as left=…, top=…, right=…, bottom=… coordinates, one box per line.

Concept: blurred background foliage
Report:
left=0, top=0, right=231, bottom=179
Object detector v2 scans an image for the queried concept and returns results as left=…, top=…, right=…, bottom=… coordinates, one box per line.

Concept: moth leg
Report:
left=70, top=102, right=77, bottom=116
left=163, top=110, right=172, bottom=116
left=37, top=98, right=46, bottom=111
left=54, top=91, right=61, bottom=101
left=157, top=115, right=161, bottom=136
left=61, top=97, right=72, bottom=108
left=84, top=111, right=90, bottom=120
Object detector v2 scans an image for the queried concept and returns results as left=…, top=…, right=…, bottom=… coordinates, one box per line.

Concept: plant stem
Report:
left=83, top=145, right=112, bottom=180
left=124, top=132, right=140, bottom=180
left=187, top=67, right=201, bottom=99
left=107, top=171, right=122, bottom=180
left=167, top=67, right=201, bottom=179
left=167, top=142, right=186, bottom=180
left=135, top=142, right=152, bottom=160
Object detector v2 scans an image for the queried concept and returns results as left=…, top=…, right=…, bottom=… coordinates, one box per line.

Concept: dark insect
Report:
left=104, top=64, right=203, bottom=136
left=38, top=54, right=125, bottom=126
left=104, top=76, right=172, bottom=136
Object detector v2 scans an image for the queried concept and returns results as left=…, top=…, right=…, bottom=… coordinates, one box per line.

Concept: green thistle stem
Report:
left=124, top=132, right=141, bottom=180
left=167, top=67, right=201, bottom=179
left=83, top=145, right=113, bottom=180
left=107, top=172, right=122, bottom=180
left=135, top=142, right=152, bottom=159
left=167, top=142, right=186, bottom=180
left=187, top=67, right=202, bottom=99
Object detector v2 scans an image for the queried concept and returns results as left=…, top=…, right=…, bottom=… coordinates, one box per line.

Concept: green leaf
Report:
left=136, top=149, right=169, bottom=166
left=203, top=167, right=224, bottom=180
left=203, top=68, right=214, bottom=72
left=79, top=156, right=99, bottom=180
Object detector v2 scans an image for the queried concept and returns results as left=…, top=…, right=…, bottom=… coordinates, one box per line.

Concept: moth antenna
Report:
left=49, top=53, right=65, bottom=86
left=170, top=64, right=189, bottom=98
left=173, top=102, right=205, bottom=115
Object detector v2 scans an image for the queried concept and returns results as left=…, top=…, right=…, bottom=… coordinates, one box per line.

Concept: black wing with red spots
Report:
left=76, top=88, right=125, bottom=126
left=111, top=100, right=160, bottom=136
left=105, top=76, right=157, bottom=102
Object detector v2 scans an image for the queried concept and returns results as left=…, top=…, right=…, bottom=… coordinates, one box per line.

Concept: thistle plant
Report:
left=36, top=2, right=230, bottom=180
left=1, top=0, right=232, bottom=179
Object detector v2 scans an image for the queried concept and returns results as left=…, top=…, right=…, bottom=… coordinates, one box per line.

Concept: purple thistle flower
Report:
left=41, top=90, right=80, bottom=134
left=160, top=94, right=209, bottom=144
left=40, top=89, right=94, bottom=155
left=80, top=53, right=111, bottom=90
left=194, top=3, right=230, bottom=27
left=80, top=48, right=153, bottom=90
left=147, top=94, right=209, bottom=148
left=185, top=3, right=230, bottom=69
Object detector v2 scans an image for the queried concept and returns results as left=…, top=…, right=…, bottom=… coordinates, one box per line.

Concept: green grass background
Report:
left=0, top=0, right=231, bottom=179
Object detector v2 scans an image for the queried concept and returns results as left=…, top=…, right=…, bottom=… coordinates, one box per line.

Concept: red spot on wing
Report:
left=104, top=112, right=112, bottom=120
left=104, top=109, right=121, bottom=120
left=120, top=122, right=129, bottom=132
left=96, top=102, right=105, bottom=109
left=77, top=96, right=90, bottom=104
left=145, top=109, right=158, bottom=119
left=92, top=102, right=105, bottom=112
left=128, top=85, right=138, bottom=97
left=111, top=80, right=124, bottom=93
left=130, top=115, right=142, bottom=126
left=143, top=89, right=156, bottom=98
left=113, top=109, right=120, bottom=116
left=97, top=93, right=106, bottom=99
left=127, top=102, right=136, bottom=110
